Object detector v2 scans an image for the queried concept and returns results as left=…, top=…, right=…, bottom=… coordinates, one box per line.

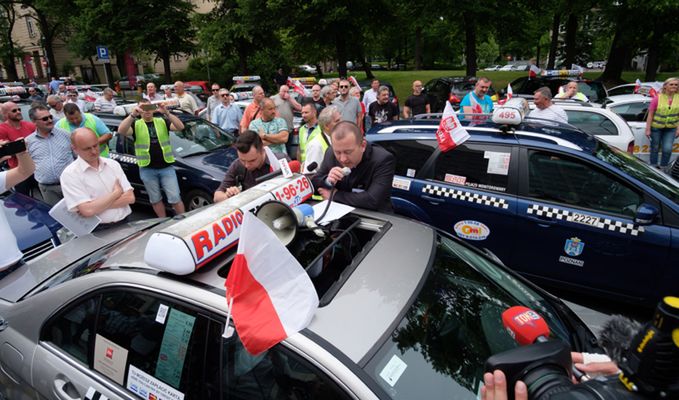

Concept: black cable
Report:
left=314, top=187, right=337, bottom=224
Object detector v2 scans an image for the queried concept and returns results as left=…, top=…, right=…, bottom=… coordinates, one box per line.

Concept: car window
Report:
left=607, top=86, right=634, bottom=97
left=171, top=119, right=234, bottom=157
left=577, top=82, right=607, bottom=104
left=431, top=144, right=512, bottom=193
left=42, top=290, right=213, bottom=398
left=609, top=102, right=649, bottom=122
left=527, top=150, right=643, bottom=217
left=379, top=140, right=437, bottom=177
left=565, top=111, right=618, bottom=136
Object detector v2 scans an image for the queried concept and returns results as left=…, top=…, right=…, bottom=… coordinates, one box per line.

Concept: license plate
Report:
left=569, top=212, right=600, bottom=226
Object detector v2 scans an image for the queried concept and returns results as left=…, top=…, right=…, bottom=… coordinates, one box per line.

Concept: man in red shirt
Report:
left=0, top=102, right=37, bottom=195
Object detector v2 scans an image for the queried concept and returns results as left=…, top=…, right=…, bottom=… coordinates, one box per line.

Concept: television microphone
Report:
left=502, top=306, right=586, bottom=381
left=323, top=166, right=351, bottom=188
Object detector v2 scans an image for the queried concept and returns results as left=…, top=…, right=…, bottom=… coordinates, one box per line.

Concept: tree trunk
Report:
left=547, top=13, right=560, bottom=69
left=600, top=28, right=626, bottom=84
left=363, top=62, right=374, bottom=80
left=34, top=12, right=57, bottom=78
left=87, top=56, right=101, bottom=83
left=115, top=52, right=126, bottom=79
left=336, top=32, right=348, bottom=78
left=1, top=4, right=18, bottom=81
left=536, top=39, right=541, bottom=68
left=464, top=12, right=477, bottom=77
left=414, top=25, right=423, bottom=70
left=236, top=43, right=248, bottom=74
left=162, top=52, right=172, bottom=82
left=564, top=13, right=577, bottom=67
left=644, top=30, right=660, bottom=81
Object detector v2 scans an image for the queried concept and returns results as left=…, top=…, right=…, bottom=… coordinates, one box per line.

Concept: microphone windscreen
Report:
left=288, top=160, right=301, bottom=173
left=502, top=306, right=550, bottom=346
left=598, top=315, right=641, bottom=364
left=341, top=167, right=351, bottom=176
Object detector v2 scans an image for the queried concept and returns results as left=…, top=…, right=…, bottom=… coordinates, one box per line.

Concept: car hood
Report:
left=178, top=146, right=238, bottom=177
left=1, top=192, right=61, bottom=250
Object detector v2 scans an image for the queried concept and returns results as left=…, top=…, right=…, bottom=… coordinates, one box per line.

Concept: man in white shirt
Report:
left=529, top=87, right=568, bottom=124
left=0, top=140, right=35, bottom=271
left=174, top=81, right=198, bottom=114
left=94, top=88, right=117, bottom=112
left=362, top=78, right=379, bottom=110
left=144, top=82, right=164, bottom=102
left=60, top=128, right=135, bottom=228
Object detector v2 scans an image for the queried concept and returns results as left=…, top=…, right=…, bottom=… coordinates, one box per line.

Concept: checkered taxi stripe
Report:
left=422, top=184, right=509, bottom=209
left=526, top=204, right=644, bottom=236
left=110, top=153, right=137, bottom=164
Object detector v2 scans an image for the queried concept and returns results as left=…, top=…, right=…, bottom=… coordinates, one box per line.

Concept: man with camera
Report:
left=0, top=139, right=35, bottom=271
left=0, top=102, right=37, bottom=195
left=117, top=100, right=185, bottom=218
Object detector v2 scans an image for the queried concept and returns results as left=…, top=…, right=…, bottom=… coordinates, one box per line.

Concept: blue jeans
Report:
left=649, top=127, right=677, bottom=166
left=139, top=166, right=181, bottom=204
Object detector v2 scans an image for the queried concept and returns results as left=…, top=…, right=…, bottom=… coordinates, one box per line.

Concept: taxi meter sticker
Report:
left=484, top=151, right=510, bottom=175
left=127, top=365, right=185, bottom=400
left=454, top=220, right=491, bottom=240
left=156, top=309, right=195, bottom=387
left=94, top=334, right=128, bottom=385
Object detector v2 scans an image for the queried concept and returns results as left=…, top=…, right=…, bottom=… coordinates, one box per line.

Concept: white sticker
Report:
left=279, top=158, right=293, bottom=178
left=484, top=151, right=511, bottom=175
left=392, top=177, right=411, bottom=191
left=156, top=304, right=169, bottom=324
left=454, top=220, right=491, bottom=240
left=93, top=334, right=129, bottom=385
left=379, top=354, right=408, bottom=387
left=127, top=364, right=185, bottom=400
left=406, top=168, right=416, bottom=177
left=85, top=387, right=96, bottom=399
left=444, top=174, right=467, bottom=185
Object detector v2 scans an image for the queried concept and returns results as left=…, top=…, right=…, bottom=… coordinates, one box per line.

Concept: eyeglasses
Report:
left=212, top=89, right=220, bottom=91
left=38, top=115, right=53, bottom=121
left=339, top=85, right=349, bottom=89
left=221, top=94, right=230, bottom=97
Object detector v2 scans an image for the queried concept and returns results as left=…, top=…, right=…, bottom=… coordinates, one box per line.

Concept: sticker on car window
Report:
left=406, top=168, right=416, bottom=177
left=156, top=309, right=196, bottom=388
left=444, top=174, right=467, bottom=185
left=392, top=177, right=411, bottom=191
left=484, top=151, right=511, bottom=175
left=127, top=364, right=185, bottom=400
left=93, top=334, right=129, bottom=385
left=156, top=304, right=169, bottom=324
left=379, top=354, right=408, bottom=387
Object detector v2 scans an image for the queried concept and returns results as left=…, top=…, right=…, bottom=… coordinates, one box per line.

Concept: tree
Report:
left=0, top=1, right=19, bottom=80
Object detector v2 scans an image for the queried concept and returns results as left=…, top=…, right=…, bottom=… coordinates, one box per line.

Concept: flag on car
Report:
left=649, top=87, right=658, bottom=98
left=529, top=64, right=541, bottom=79
left=84, top=90, right=98, bottom=102
left=435, top=101, right=469, bottom=152
left=287, top=77, right=306, bottom=96
left=498, top=83, right=513, bottom=105
left=224, top=211, right=319, bottom=355
left=634, top=79, right=642, bottom=94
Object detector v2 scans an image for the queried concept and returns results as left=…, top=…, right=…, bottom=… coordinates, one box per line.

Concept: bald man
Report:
left=60, top=128, right=135, bottom=229
left=240, top=85, right=266, bottom=132
left=0, top=102, right=36, bottom=168
left=174, top=81, right=198, bottom=114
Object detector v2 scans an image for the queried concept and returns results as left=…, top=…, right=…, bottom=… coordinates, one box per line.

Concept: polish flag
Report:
left=498, top=84, right=513, bottom=105
left=634, top=79, right=642, bottom=94
left=225, top=212, right=319, bottom=355
left=529, top=64, right=541, bottom=79
left=649, top=87, right=658, bottom=98
left=287, top=77, right=306, bottom=96
left=348, top=76, right=360, bottom=88
left=436, top=101, right=470, bottom=152
left=84, top=89, right=99, bottom=102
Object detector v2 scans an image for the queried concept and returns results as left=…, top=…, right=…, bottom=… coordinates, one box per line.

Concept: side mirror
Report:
left=634, top=203, right=659, bottom=225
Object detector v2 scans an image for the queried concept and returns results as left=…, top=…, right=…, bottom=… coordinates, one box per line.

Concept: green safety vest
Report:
left=133, top=118, right=175, bottom=167
left=651, top=93, right=679, bottom=129
left=298, top=123, right=322, bottom=163
left=57, top=113, right=109, bottom=157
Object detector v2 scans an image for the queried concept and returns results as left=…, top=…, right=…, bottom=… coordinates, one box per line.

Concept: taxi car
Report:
left=508, top=71, right=608, bottom=105
left=368, top=100, right=679, bottom=306
left=0, top=173, right=599, bottom=400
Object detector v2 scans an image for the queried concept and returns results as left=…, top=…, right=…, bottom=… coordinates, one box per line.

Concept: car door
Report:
left=33, top=288, right=220, bottom=400
left=564, top=109, right=632, bottom=152
left=390, top=140, right=519, bottom=264
left=608, top=100, right=654, bottom=162
left=513, top=148, right=671, bottom=301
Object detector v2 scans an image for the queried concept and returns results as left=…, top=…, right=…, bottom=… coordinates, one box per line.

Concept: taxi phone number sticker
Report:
left=273, top=177, right=312, bottom=205
left=568, top=212, right=600, bottom=226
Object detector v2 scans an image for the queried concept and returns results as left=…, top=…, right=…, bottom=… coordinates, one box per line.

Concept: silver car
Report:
left=0, top=182, right=598, bottom=399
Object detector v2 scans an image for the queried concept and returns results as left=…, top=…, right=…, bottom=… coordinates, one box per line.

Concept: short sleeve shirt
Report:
left=332, top=96, right=361, bottom=122
left=0, top=121, right=37, bottom=168
left=368, top=101, right=399, bottom=124
left=405, top=93, right=430, bottom=116
left=248, top=117, right=289, bottom=154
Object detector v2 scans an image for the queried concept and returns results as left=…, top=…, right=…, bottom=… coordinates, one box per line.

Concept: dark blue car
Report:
left=98, top=112, right=238, bottom=210
left=368, top=117, right=679, bottom=306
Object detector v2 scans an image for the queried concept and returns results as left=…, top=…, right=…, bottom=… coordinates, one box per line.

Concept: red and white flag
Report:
left=436, top=101, right=470, bottom=152
left=84, top=89, right=99, bottom=102
left=649, top=87, right=658, bottom=98
left=348, top=76, right=360, bottom=88
left=529, top=64, right=541, bottom=79
left=225, top=212, right=319, bottom=355
left=634, top=79, right=642, bottom=94
left=287, top=77, right=306, bottom=96
left=498, top=84, right=513, bottom=105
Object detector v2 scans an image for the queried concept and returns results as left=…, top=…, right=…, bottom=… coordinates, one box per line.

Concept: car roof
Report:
left=368, top=118, right=598, bottom=153
left=604, top=94, right=652, bottom=104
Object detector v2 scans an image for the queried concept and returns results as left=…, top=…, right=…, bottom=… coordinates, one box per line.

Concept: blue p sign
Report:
left=96, top=46, right=109, bottom=61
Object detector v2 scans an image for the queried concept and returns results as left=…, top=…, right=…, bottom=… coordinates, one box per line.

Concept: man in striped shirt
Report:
left=25, top=104, right=74, bottom=205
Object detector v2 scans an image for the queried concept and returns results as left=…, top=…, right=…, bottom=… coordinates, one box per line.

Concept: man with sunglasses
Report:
left=205, top=83, right=221, bottom=123
left=212, top=88, right=242, bottom=134
left=25, top=104, right=74, bottom=205
left=332, top=79, right=361, bottom=126
left=0, top=102, right=37, bottom=195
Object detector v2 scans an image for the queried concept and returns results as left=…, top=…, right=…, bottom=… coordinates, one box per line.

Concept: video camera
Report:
left=485, top=297, right=679, bottom=399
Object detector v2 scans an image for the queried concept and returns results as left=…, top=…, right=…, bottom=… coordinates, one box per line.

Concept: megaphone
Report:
left=255, top=201, right=322, bottom=246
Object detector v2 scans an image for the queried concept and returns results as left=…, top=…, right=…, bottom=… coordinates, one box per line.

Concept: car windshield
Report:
left=364, top=234, right=572, bottom=399
left=594, top=142, right=679, bottom=204
left=170, top=119, right=234, bottom=157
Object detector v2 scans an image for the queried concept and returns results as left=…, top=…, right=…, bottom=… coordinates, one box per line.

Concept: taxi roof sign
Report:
left=232, top=75, right=261, bottom=83
left=540, top=69, right=584, bottom=78
left=492, top=98, right=529, bottom=125
left=112, top=98, right=180, bottom=116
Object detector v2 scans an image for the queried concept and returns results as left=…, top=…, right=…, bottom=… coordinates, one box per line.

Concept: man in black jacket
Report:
left=311, top=121, right=395, bottom=212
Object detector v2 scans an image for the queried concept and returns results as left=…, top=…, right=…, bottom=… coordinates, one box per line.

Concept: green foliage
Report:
left=477, top=37, right=499, bottom=67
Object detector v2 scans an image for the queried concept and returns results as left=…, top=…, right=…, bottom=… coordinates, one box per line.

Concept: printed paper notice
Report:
left=312, top=201, right=354, bottom=226
left=379, top=354, right=408, bottom=387
left=155, top=304, right=169, bottom=324
left=127, top=364, right=185, bottom=400
left=49, top=199, right=101, bottom=237
left=484, top=151, right=511, bottom=175
left=93, top=334, right=128, bottom=385
left=155, top=309, right=196, bottom=388
left=392, top=177, right=411, bottom=191
left=406, top=168, right=416, bottom=177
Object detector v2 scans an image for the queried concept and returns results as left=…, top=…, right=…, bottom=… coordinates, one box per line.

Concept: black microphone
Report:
left=255, top=160, right=301, bottom=183
left=305, top=161, right=318, bottom=173
left=323, top=167, right=351, bottom=188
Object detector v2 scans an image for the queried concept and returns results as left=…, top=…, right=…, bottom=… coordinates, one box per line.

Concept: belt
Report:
left=39, top=182, right=60, bottom=186
left=93, top=216, right=129, bottom=232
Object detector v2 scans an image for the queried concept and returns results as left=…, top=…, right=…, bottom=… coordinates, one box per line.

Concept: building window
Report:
left=26, top=18, right=36, bottom=38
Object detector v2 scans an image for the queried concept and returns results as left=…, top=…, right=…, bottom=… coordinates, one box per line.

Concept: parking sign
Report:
left=96, top=45, right=110, bottom=61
